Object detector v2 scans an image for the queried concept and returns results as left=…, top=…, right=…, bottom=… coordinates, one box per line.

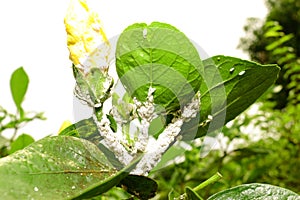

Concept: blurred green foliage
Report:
left=239, top=0, right=300, bottom=109
left=0, top=67, right=45, bottom=157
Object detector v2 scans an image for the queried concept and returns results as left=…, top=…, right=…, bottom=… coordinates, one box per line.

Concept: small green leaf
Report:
left=8, top=134, right=34, bottom=154
left=149, top=115, right=165, bottom=137
left=181, top=56, right=280, bottom=139
left=207, top=183, right=300, bottom=200
left=10, top=67, right=29, bottom=110
left=185, top=187, right=203, bottom=200
left=0, top=136, right=139, bottom=199
left=119, top=175, right=158, bottom=200
left=107, top=114, right=117, bottom=133
left=116, top=22, right=203, bottom=113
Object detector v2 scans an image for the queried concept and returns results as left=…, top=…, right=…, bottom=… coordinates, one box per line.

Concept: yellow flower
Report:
left=64, top=0, right=110, bottom=73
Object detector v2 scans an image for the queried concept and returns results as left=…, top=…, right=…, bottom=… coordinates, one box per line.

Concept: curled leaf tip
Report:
left=64, top=0, right=110, bottom=73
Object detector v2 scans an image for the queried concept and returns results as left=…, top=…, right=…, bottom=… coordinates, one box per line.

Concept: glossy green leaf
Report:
left=0, top=136, right=138, bottom=199
left=181, top=55, right=280, bottom=139
left=73, top=155, right=142, bottom=200
left=116, top=22, right=203, bottom=113
left=10, top=67, right=29, bottom=110
left=119, top=175, right=158, bottom=200
left=207, top=183, right=300, bottom=200
left=59, top=118, right=123, bottom=169
left=8, top=134, right=34, bottom=154
left=185, top=187, right=203, bottom=200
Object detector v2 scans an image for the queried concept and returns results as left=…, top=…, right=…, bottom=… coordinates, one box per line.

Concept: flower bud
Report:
left=64, top=0, right=110, bottom=73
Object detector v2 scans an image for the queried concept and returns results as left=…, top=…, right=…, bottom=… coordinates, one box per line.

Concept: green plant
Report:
left=158, top=20, right=300, bottom=199
left=0, top=0, right=298, bottom=199
left=0, top=67, right=45, bottom=157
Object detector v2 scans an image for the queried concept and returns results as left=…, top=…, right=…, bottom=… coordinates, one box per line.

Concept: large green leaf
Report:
left=59, top=118, right=124, bottom=170
left=10, top=67, right=29, bottom=111
left=181, top=56, right=280, bottom=139
left=0, top=136, right=139, bottom=199
left=207, top=183, right=300, bottom=200
left=116, top=22, right=203, bottom=113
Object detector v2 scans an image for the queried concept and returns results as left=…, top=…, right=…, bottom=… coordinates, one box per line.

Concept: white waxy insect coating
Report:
left=93, top=114, right=133, bottom=165
left=132, top=87, right=157, bottom=153
left=143, top=28, right=148, bottom=39
left=131, top=93, right=200, bottom=175
left=239, top=70, right=246, bottom=76
left=94, top=88, right=201, bottom=174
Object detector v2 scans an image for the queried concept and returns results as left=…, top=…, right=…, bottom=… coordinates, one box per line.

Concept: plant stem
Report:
left=193, top=172, right=222, bottom=192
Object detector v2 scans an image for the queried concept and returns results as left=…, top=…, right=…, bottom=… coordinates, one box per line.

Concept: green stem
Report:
left=193, top=172, right=222, bottom=192
left=10, top=110, right=20, bottom=142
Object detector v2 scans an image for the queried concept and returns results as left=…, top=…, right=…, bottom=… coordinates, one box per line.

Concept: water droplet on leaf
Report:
left=239, top=71, right=245, bottom=76
left=230, top=67, right=235, bottom=73
left=143, top=28, right=147, bottom=39
left=71, top=186, right=76, bottom=190
left=34, top=187, right=39, bottom=192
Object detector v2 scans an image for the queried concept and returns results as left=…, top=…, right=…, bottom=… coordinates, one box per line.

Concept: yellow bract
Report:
left=58, top=120, right=72, bottom=134
left=64, top=0, right=110, bottom=73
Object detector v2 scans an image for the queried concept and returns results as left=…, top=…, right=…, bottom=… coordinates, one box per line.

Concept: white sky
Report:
left=0, top=0, right=268, bottom=140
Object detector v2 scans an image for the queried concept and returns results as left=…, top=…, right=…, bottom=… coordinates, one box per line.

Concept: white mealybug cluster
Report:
left=94, top=87, right=201, bottom=175
left=131, top=92, right=200, bottom=175
left=93, top=114, right=133, bottom=165
left=133, top=87, right=157, bottom=153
